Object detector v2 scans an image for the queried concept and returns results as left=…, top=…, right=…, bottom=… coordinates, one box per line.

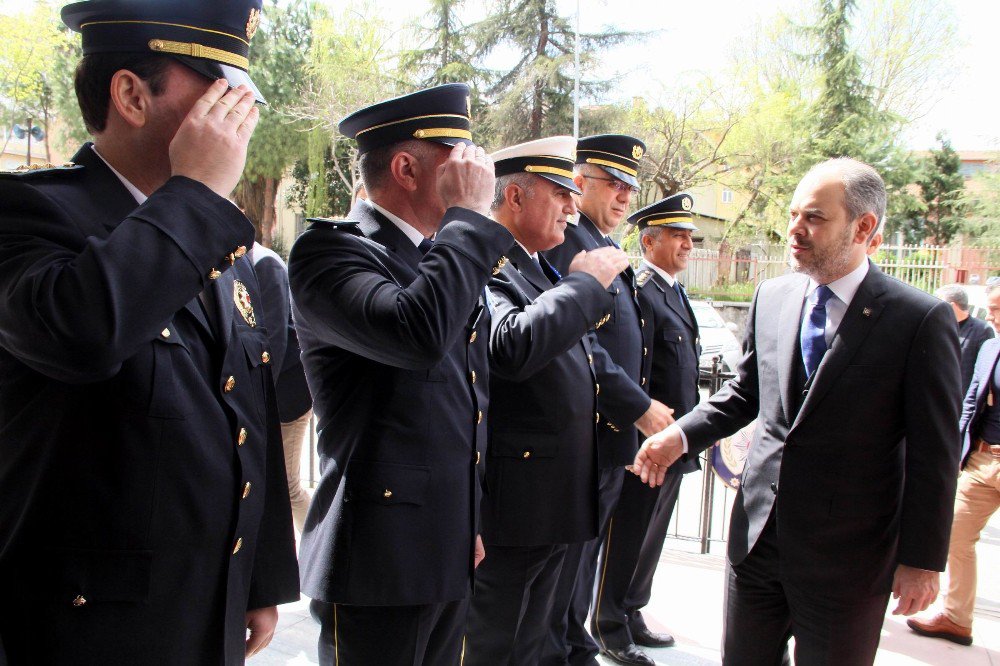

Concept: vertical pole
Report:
left=699, top=356, right=721, bottom=553
left=573, top=0, right=580, bottom=138
left=25, top=116, right=32, bottom=166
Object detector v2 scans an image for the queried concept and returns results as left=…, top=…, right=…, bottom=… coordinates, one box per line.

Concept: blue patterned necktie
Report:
left=801, top=285, right=834, bottom=378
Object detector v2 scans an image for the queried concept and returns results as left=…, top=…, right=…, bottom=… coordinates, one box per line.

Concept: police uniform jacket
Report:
left=289, top=201, right=513, bottom=606
left=0, top=145, right=299, bottom=665
left=636, top=265, right=701, bottom=474
left=543, top=213, right=652, bottom=467
left=251, top=245, right=311, bottom=422
left=484, top=246, right=646, bottom=547
left=675, top=265, right=961, bottom=599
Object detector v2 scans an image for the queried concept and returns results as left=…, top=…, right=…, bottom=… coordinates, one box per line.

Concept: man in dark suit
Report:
left=934, top=284, right=994, bottom=393
left=590, top=195, right=704, bottom=665
left=465, top=136, right=667, bottom=665
left=289, top=84, right=512, bottom=665
left=634, top=157, right=962, bottom=665
left=0, top=2, right=299, bottom=664
left=907, top=283, right=1000, bottom=646
left=541, top=135, right=672, bottom=666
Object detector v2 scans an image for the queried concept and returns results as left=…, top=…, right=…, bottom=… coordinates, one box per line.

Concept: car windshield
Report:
left=691, top=302, right=724, bottom=328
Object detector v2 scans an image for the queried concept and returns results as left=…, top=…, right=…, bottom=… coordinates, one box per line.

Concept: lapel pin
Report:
left=862, top=307, right=872, bottom=317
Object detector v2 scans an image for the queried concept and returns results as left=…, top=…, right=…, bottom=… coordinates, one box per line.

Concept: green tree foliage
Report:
left=963, top=164, right=1000, bottom=247
left=898, top=134, right=965, bottom=244
left=233, top=0, right=311, bottom=246
left=0, top=2, right=70, bottom=162
left=399, top=0, right=480, bottom=88
left=471, top=0, right=635, bottom=146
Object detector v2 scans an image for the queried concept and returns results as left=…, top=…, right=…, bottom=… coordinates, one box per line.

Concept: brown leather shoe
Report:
left=906, top=613, right=973, bottom=646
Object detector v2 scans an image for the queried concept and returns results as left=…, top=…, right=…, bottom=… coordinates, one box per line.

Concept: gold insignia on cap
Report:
left=682, top=197, right=692, bottom=211
left=246, top=8, right=261, bottom=40
left=632, top=145, right=644, bottom=159
left=233, top=280, right=256, bottom=327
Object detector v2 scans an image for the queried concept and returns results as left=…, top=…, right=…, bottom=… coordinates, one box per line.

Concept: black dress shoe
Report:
left=600, top=644, right=656, bottom=665
left=630, top=625, right=675, bottom=648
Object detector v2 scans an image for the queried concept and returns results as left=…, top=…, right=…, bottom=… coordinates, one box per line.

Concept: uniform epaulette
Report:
left=636, top=269, right=654, bottom=288
left=306, top=217, right=361, bottom=232
left=0, top=162, right=83, bottom=180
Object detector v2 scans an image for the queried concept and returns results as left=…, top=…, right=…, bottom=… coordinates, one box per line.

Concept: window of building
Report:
left=721, top=189, right=734, bottom=204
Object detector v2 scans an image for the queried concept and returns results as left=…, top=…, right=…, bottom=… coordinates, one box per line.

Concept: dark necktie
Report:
left=801, top=285, right=834, bottom=378
left=418, top=238, right=434, bottom=255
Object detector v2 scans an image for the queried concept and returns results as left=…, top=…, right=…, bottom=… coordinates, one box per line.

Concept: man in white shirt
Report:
left=633, top=158, right=962, bottom=665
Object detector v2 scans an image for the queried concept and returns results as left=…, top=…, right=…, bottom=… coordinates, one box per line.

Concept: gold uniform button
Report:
left=237, top=427, right=248, bottom=446
left=477, top=410, right=483, bottom=424
left=475, top=451, right=481, bottom=465
left=161, top=328, right=171, bottom=338
left=225, top=252, right=236, bottom=266
left=595, top=383, right=600, bottom=396
left=208, top=268, right=222, bottom=280
left=234, top=245, right=248, bottom=258
left=72, top=595, right=87, bottom=607
left=242, top=482, right=252, bottom=499
left=469, top=331, right=477, bottom=344
left=641, top=377, right=647, bottom=386
left=588, top=354, right=593, bottom=365
left=643, top=347, right=648, bottom=356
left=261, top=351, right=271, bottom=364
left=470, top=371, right=477, bottom=384
left=595, top=412, right=600, bottom=424
left=383, top=489, right=393, bottom=499
left=641, top=318, right=646, bottom=327
left=224, top=376, right=236, bottom=393
left=232, top=537, right=243, bottom=555
left=522, top=450, right=532, bottom=459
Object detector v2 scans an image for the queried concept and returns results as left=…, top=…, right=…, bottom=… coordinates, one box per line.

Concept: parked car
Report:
left=690, top=299, right=742, bottom=374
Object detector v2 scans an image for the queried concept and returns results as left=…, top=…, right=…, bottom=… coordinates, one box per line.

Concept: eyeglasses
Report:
left=581, top=175, right=639, bottom=194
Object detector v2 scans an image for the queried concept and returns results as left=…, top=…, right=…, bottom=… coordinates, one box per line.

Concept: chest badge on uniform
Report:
left=233, top=280, right=256, bottom=327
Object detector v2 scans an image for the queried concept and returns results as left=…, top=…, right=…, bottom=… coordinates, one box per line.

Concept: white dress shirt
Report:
left=642, top=260, right=677, bottom=288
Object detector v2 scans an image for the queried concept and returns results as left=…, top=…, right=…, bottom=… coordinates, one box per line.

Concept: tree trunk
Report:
left=234, top=176, right=278, bottom=247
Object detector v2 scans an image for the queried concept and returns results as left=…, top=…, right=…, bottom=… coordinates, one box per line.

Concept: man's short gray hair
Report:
left=492, top=173, right=536, bottom=211
left=806, top=157, right=887, bottom=236
left=638, top=225, right=662, bottom=255
left=935, top=284, right=970, bottom=311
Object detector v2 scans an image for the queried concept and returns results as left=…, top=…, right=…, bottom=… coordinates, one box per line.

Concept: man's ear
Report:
left=856, top=212, right=879, bottom=244
left=108, top=69, right=153, bottom=129
left=389, top=151, right=421, bottom=193
left=573, top=172, right=585, bottom=193
left=504, top=184, right=524, bottom=212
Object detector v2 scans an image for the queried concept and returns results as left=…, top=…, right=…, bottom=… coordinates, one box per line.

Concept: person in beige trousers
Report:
left=908, top=283, right=1000, bottom=646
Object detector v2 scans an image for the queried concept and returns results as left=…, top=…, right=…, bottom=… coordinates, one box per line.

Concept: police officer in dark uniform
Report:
left=465, top=136, right=633, bottom=665
left=288, top=84, right=512, bottom=665
left=542, top=135, right=673, bottom=665
left=591, top=194, right=703, bottom=665
left=0, top=2, right=298, bottom=664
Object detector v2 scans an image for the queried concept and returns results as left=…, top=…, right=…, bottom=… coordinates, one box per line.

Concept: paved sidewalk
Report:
left=257, top=477, right=1000, bottom=665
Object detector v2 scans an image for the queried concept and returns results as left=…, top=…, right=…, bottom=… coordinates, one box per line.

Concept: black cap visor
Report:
left=173, top=56, right=267, bottom=105
left=538, top=172, right=582, bottom=195
left=596, top=164, right=639, bottom=189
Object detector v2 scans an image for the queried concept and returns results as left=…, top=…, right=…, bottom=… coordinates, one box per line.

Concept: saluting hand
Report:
left=437, top=142, right=495, bottom=217
left=567, top=247, right=630, bottom=289
left=169, top=79, right=259, bottom=199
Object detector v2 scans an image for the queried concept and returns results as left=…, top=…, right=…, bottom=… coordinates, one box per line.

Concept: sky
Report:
left=5, top=0, right=996, bottom=151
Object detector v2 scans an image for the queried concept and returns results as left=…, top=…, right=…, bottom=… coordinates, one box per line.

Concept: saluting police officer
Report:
left=0, top=1, right=299, bottom=664
left=591, top=195, right=704, bottom=665
left=466, top=137, right=668, bottom=665
left=541, top=135, right=673, bottom=665
left=288, top=84, right=512, bottom=665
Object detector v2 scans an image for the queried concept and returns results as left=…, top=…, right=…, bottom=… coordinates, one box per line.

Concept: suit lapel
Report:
left=777, top=275, right=810, bottom=427
left=661, top=276, right=694, bottom=329
left=792, top=266, right=888, bottom=430
left=578, top=215, right=605, bottom=247
left=508, top=245, right=551, bottom=293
